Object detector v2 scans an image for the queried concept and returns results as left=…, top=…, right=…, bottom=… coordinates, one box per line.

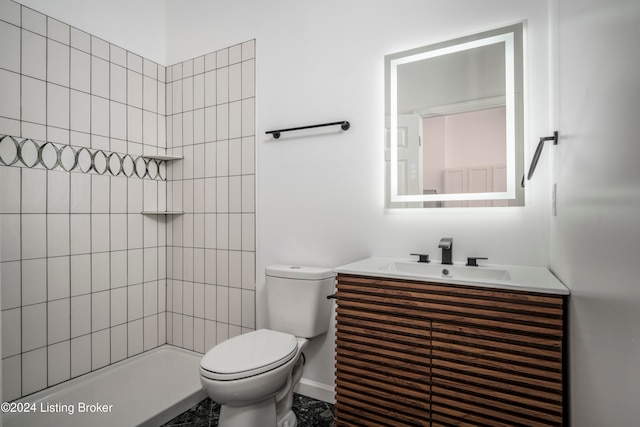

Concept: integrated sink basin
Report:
left=380, top=261, right=511, bottom=281
left=334, top=257, right=569, bottom=295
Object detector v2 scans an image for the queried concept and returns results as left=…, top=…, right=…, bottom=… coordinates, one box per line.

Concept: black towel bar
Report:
left=266, top=121, right=350, bottom=139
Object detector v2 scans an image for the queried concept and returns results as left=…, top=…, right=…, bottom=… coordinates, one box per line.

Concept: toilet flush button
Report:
left=290, top=266, right=301, bottom=269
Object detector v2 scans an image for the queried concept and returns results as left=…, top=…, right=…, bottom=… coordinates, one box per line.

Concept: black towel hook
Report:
left=522, top=131, right=558, bottom=186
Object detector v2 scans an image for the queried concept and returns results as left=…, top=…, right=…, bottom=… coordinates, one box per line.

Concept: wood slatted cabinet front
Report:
left=334, top=274, right=566, bottom=427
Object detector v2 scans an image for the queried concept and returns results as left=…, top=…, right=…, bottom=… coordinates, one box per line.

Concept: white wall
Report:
left=551, top=0, right=640, bottom=424
left=13, top=0, right=167, bottom=64
left=166, top=0, right=553, bottom=395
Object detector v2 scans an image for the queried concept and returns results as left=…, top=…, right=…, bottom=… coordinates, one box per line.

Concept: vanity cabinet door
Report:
left=335, top=274, right=432, bottom=426
left=429, top=286, right=565, bottom=427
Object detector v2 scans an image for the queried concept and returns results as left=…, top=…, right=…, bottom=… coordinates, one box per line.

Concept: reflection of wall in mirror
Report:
left=422, top=106, right=506, bottom=195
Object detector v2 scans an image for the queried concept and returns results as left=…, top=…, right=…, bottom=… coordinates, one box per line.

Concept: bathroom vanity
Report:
left=333, top=258, right=569, bottom=426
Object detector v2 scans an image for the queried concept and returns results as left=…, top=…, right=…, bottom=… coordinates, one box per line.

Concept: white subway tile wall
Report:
left=163, top=40, right=256, bottom=353
left=0, top=0, right=255, bottom=400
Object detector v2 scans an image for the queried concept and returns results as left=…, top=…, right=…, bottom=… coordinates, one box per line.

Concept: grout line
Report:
left=124, top=42, right=130, bottom=361
left=88, top=32, right=94, bottom=373
left=44, top=13, right=50, bottom=389
left=66, top=23, right=73, bottom=382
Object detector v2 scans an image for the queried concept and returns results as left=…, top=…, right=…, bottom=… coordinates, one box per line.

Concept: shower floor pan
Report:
left=2, top=346, right=205, bottom=427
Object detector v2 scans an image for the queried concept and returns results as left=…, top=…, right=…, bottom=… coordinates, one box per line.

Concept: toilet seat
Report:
left=200, top=329, right=298, bottom=381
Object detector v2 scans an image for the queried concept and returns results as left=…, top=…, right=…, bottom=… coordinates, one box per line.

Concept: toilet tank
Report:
left=265, top=265, right=336, bottom=338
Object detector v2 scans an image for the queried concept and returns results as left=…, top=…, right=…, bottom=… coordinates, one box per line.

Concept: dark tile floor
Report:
left=161, top=393, right=335, bottom=427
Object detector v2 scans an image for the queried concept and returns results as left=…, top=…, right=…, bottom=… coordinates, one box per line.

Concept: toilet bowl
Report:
left=200, top=329, right=308, bottom=427
left=199, top=265, right=335, bottom=427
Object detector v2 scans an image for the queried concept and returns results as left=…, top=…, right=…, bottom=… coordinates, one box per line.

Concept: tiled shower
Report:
left=0, top=0, right=255, bottom=401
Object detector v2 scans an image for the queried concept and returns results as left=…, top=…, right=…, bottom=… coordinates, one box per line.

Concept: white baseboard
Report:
left=294, top=378, right=335, bottom=404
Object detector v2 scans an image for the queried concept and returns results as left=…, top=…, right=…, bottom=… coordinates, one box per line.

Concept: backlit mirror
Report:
left=385, top=23, right=524, bottom=208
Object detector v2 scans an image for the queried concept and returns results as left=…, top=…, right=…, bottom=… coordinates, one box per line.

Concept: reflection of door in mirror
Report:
left=422, top=106, right=508, bottom=207
left=385, top=115, right=423, bottom=208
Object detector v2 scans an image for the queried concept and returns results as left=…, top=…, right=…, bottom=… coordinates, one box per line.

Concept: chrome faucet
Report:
left=439, top=237, right=453, bottom=265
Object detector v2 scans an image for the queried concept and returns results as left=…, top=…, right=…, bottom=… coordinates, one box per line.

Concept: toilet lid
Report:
left=200, top=329, right=298, bottom=380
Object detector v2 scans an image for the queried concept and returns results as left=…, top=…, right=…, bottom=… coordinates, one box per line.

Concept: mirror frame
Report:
left=386, top=23, right=524, bottom=206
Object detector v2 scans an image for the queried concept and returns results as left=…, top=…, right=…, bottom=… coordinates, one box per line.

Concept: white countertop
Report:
left=334, top=257, right=570, bottom=295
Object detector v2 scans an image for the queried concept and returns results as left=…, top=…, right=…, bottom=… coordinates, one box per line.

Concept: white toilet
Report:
left=199, top=265, right=336, bottom=427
